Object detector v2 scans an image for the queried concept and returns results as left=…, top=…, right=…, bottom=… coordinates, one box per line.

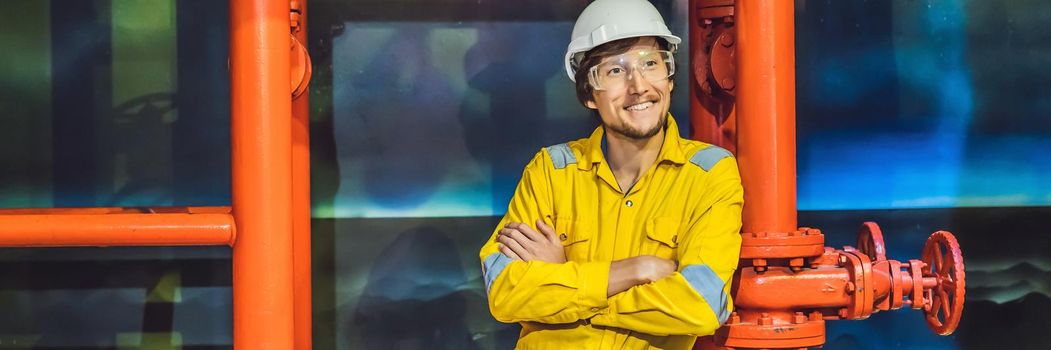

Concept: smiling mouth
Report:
left=625, top=101, right=655, bottom=111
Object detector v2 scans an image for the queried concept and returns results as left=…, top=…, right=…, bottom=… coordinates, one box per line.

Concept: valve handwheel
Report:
left=290, top=34, right=312, bottom=98
left=857, top=221, right=887, bottom=262
left=920, top=231, right=966, bottom=335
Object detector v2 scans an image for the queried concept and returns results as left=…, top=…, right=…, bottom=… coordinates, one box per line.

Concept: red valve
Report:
left=713, top=224, right=967, bottom=349
left=921, top=231, right=966, bottom=335
left=857, top=221, right=887, bottom=262
left=290, top=34, right=312, bottom=98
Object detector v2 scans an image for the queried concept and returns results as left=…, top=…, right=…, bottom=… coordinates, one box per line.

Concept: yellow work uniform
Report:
left=479, top=116, right=743, bottom=349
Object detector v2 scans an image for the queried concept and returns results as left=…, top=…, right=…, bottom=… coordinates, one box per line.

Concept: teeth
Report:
left=626, top=101, right=654, bottom=111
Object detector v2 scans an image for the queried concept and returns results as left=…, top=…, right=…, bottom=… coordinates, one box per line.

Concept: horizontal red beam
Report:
left=0, top=206, right=236, bottom=247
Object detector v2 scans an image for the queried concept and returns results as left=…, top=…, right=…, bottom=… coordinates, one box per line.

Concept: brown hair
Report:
left=573, top=36, right=672, bottom=108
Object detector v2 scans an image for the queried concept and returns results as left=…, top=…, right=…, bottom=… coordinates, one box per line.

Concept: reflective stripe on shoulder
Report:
left=546, top=143, right=578, bottom=169
left=482, top=252, right=513, bottom=294
left=689, top=145, right=733, bottom=171
left=681, top=264, right=731, bottom=324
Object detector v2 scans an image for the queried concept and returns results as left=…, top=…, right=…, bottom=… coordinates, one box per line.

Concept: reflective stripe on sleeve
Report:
left=546, top=143, right=577, bottom=169
left=483, top=252, right=513, bottom=293
left=689, top=146, right=732, bottom=171
left=681, top=264, right=731, bottom=324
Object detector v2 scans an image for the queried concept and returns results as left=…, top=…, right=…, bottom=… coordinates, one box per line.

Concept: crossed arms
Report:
left=495, top=219, right=678, bottom=298
left=478, top=151, right=744, bottom=336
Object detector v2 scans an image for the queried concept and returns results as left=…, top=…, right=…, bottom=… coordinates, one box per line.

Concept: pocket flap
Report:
left=646, top=217, right=681, bottom=248
left=554, top=216, right=593, bottom=246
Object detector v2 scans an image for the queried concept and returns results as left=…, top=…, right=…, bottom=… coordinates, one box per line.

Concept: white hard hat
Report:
left=565, top=0, right=681, bottom=82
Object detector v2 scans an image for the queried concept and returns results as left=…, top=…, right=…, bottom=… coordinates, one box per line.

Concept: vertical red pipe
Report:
left=689, top=1, right=718, bottom=145
left=689, top=0, right=737, bottom=153
left=291, top=1, right=313, bottom=348
left=735, top=0, right=797, bottom=234
left=230, top=0, right=295, bottom=347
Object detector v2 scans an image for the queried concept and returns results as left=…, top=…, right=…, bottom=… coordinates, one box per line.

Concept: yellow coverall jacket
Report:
left=479, top=117, right=744, bottom=349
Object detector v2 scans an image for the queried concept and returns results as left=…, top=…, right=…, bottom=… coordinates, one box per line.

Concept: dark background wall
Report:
left=0, top=0, right=1048, bottom=348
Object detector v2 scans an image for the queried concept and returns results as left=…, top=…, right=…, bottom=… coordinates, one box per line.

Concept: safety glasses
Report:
left=588, top=50, right=675, bottom=91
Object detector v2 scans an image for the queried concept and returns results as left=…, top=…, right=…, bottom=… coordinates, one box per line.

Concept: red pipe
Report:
left=230, top=0, right=295, bottom=347
left=0, top=211, right=235, bottom=247
left=689, top=0, right=737, bottom=153
left=291, top=0, right=313, bottom=348
left=733, top=268, right=852, bottom=310
left=735, top=0, right=797, bottom=235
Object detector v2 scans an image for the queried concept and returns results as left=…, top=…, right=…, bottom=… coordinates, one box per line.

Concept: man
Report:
left=478, top=0, right=743, bottom=348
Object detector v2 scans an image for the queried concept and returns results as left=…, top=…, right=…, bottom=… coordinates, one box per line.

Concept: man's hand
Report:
left=608, top=255, right=677, bottom=297
left=630, top=255, right=678, bottom=283
left=496, top=219, right=567, bottom=263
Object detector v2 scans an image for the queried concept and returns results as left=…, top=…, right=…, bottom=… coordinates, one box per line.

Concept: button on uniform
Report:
left=625, top=200, right=634, bottom=207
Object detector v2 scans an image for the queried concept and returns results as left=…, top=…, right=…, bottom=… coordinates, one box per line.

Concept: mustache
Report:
left=622, top=95, right=661, bottom=108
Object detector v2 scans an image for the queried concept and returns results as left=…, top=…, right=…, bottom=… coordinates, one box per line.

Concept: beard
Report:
left=607, top=110, right=667, bottom=140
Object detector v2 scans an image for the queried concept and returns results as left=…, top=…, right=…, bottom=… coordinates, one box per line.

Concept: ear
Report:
left=668, top=79, right=675, bottom=92
left=585, top=90, right=601, bottom=109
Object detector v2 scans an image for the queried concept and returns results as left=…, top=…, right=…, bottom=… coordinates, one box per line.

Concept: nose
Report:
left=626, top=68, right=650, bottom=94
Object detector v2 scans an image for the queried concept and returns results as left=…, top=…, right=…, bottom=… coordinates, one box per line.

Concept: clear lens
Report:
left=588, top=50, right=675, bottom=91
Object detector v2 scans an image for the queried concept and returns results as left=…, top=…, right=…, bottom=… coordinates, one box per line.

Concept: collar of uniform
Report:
left=578, top=114, right=688, bottom=171
left=578, top=126, right=606, bottom=171
left=657, top=116, right=688, bottom=166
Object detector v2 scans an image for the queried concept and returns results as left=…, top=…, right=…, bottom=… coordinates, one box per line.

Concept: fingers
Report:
left=652, top=255, right=676, bottom=267
left=498, top=224, right=543, bottom=261
left=497, top=233, right=533, bottom=261
left=499, top=227, right=534, bottom=247
left=505, top=222, right=545, bottom=242
left=660, top=258, right=678, bottom=277
left=498, top=243, right=522, bottom=261
left=536, top=219, right=558, bottom=243
left=635, top=255, right=678, bottom=282
left=498, top=221, right=568, bottom=264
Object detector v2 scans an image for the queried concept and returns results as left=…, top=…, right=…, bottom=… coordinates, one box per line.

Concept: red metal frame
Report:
left=0, top=207, right=235, bottom=247
left=690, top=1, right=965, bottom=348
left=0, top=0, right=313, bottom=348
left=291, top=0, right=314, bottom=348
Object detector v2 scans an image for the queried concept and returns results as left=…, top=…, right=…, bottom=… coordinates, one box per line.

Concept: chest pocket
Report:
left=645, top=217, right=681, bottom=260
left=554, top=216, right=594, bottom=262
